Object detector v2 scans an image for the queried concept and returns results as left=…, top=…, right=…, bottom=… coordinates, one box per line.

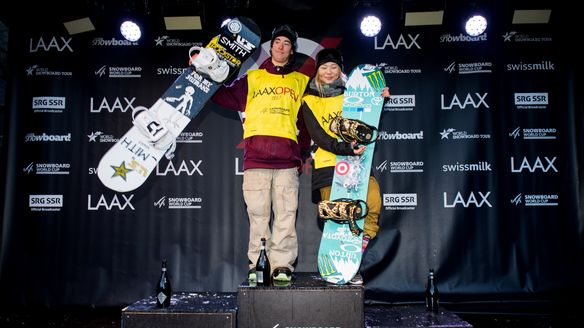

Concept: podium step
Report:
left=365, top=305, right=473, bottom=328
left=121, top=291, right=237, bottom=328
left=237, top=271, right=364, bottom=328
left=119, top=274, right=473, bottom=328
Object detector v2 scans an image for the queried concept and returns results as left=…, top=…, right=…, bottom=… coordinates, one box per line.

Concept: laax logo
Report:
left=90, top=97, right=136, bottom=113
left=443, top=191, right=492, bottom=208
left=156, top=160, right=203, bottom=176
left=441, top=93, right=489, bottom=110
left=374, top=34, right=421, bottom=50
left=234, top=157, right=244, bottom=175
left=29, top=37, right=73, bottom=52
left=87, top=194, right=135, bottom=210
left=251, top=86, right=299, bottom=102
left=510, top=156, right=557, bottom=173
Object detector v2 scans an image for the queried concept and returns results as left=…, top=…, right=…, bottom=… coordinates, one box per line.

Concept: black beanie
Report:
left=271, top=24, right=298, bottom=50
left=315, top=48, right=344, bottom=71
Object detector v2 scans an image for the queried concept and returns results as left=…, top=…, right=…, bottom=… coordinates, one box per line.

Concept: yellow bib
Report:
left=243, top=70, right=309, bottom=141
left=303, top=94, right=344, bottom=169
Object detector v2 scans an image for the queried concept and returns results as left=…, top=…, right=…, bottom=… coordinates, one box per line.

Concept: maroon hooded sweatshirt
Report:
left=211, top=58, right=311, bottom=171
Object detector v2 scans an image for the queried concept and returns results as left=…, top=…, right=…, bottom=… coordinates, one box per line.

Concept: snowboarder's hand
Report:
left=381, top=86, right=390, bottom=98
left=188, top=53, right=199, bottom=66
left=352, top=141, right=366, bottom=155
left=362, top=235, right=370, bottom=253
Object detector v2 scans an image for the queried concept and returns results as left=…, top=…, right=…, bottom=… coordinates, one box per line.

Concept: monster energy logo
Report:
left=364, top=69, right=385, bottom=89
left=318, top=255, right=336, bottom=276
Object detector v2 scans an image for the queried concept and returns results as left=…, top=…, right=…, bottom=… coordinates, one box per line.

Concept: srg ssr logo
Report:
left=514, top=93, right=548, bottom=105
left=29, top=195, right=63, bottom=207
left=383, top=193, right=417, bottom=206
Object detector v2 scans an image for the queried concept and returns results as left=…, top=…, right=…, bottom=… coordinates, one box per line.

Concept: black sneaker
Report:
left=348, top=274, right=363, bottom=285
left=272, top=267, right=292, bottom=282
left=248, top=268, right=256, bottom=282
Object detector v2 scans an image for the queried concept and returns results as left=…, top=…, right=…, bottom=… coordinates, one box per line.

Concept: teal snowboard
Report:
left=317, top=64, right=386, bottom=284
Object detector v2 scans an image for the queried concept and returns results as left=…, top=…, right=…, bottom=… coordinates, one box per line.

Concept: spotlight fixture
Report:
left=464, top=15, right=487, bottom=36
left=63, top=17, right=96, bottom=35
left=164, top=16, right=202, bottom=30
left=360, top=15, right=382, bottom=37
left=120, top=20, right=141, bottom=42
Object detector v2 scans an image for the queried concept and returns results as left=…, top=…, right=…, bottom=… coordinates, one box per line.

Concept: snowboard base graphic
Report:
left=317, top=64, right=386, bottom=284
left=97, top=17, right=260, bottom=192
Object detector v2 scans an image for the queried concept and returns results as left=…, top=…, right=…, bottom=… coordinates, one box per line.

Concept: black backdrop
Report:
left=1, top=2, right=583, bottom=310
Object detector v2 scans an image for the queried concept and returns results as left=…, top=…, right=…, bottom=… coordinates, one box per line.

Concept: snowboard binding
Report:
left=132, top=106, right=177, bottom=159
left=330, top=116, right=378, bottom=145
left=318, top=198, right=369, bottom=236
left=189, top=46, right=230, bottom=83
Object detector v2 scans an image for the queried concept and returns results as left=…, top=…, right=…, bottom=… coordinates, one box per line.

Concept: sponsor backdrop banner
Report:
left=1, top=11, right=582, bottom=308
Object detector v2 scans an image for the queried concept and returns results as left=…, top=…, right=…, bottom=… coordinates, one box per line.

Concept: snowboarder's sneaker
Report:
left=348, top=274, right=363, bottom=285
left=330, top=116, right=378, bottom=144
left=317, top=198, right=368, bottom=236
left=248, top=268, right=256, bottom=282
left=189, top=46, right=230, bottom=83
left=272, top=267, right=292, bottom=282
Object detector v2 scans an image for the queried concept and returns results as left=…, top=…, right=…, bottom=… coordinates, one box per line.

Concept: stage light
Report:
left=465, top=15, right=487, bottom=36
left=512, top=9, right=551, bottom=24
left=63, top=17, right=96, bottom=35
left=164, top=16, right=202, bottom=30
left=360, top=15, right=382, bottom=37
left=120, top=20, right=141, bottom=42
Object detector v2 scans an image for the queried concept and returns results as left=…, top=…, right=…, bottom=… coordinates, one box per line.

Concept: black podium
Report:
left=121, top=291, right=237, bottom=328
left=237, top=272, right=364, bottom=328
left=120, top=272, right=474, bottom=327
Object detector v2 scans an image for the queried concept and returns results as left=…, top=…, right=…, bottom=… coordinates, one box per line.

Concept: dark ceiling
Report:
left=0, top=0, right=571, bottom=58
left=0, top=0, right=356, bottom=30
left=0, top=0, right=566, bottom=32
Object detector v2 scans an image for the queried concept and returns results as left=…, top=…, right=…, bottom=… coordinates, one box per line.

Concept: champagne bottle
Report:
left=156, top=259, right=172, bottom=308
left=425, top=269, right=439, bottom=312
left=255, top=238, right=271, bottom=286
